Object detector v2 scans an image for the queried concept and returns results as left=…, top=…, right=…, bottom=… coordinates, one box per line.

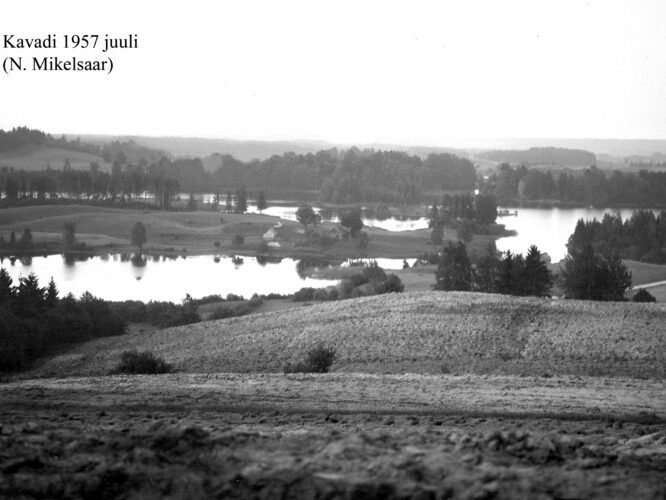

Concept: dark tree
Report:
left=296, top=205, right=321, bottom=230
left=256, top=190, right=268, bottom=212
left=632, top=288, right=656, bottom=303
left=45, top=277, right=59, bottom=308
left=474, top=194, right=498, bottom=224
left=0, top=268, right=14, bottom=304
left=15, top=273, right=46, bottom=316
left=475, top=243, right=501, bottom=293
left=62, top=222, right=77, bottom=252
left=431, top=224, right=443, bottom=245
left=234, top=185, right=248, bottom=213
left=340, top=209, right=363, bottom=237
left=9, top=231, right=17, bottom=247
left=561, top=245, right=631, bottom=301
left=225, top=191, right=233, bottom=212
left=456, top=218, right=474, bottom=243
left=131, top=222, right=147, bottom=251
left=187, top=193, right=198, bottom=211
left=18, top=228, right=33, bottom=250
left=522, top=245, right=553, bottom=297
left=435, top=241, right=473, bottom=291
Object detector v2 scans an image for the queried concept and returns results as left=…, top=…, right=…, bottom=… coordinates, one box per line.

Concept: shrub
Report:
left=226, top=293, right=244, bottom=301
left=293, top=287, right=316, bottom=302
left=248, top=294, right=263, bottom=308
left=209, top=302, right=252, bottom=320
left=112, top=350, right=172, bottom=374
left=362, top=261, right=387, bottom=283
left=284, top=343, right=336, bottom=373
left=632, top=288, right=656, bottom=303
left=214, top=241, right=221, bottom=248
left=338, top=280, right=355, bottom=299
left=376, top=274, right=404, bottom=294
left=313, top=287, right=336, bottom=301
left=145, top=301, right=200, bottom=328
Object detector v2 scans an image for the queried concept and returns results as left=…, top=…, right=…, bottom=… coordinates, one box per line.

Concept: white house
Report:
left=263, top=228, right=278, bottom=240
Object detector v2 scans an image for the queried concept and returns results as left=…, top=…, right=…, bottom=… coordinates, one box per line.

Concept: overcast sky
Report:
left=1, top=0, right=665, bottom=145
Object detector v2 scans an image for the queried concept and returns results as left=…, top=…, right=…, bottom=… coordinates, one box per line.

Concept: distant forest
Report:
left=0, top=126, right=162, bottom=164
left=0, top=128, right=477, bottom=205
left=482, top=164, right=666, bottom=207
left=477, top=147, right=597, bottom=167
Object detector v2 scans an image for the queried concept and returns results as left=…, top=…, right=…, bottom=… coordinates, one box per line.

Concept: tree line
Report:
left=435, top=243, right=553, bottom=296
left=0, top=271, right=126, bottom=371
left=434, top=240, right=637, bottom=302
left=2, top=129, right=478, bottom=206
left=568, top=210, right=666, bottom=264
left=483, top=164, right=666, bottom=207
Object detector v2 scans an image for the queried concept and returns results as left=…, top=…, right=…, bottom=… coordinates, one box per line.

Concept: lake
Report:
left=495, top=207, right=659, bottom=262
left=0, top=254, right=340, bottom=302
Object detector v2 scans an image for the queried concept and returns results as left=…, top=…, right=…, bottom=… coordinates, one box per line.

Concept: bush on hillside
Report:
left=284, top=343, right=336, bottom=374
left=209, top=301, right=252, bottom=320
left=632, top=288, right=656, bottom=303
left=293, top=287, right=316, bottom=302
left=375, top=273, right=405, bottom=294
left=111, top=350, right=172, bottom=374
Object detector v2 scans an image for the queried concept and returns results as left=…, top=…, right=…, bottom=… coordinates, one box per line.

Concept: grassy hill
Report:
left=27, top=291, right=666, bottom=379
left=0, top=146, right=109, bottom=171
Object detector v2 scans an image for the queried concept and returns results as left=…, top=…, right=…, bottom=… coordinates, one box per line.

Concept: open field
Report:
left=626, top=259, right=666, bottom=286
left=0, top=146, right=109, bottom=171
left=19, top=292, right=666, bottom=380
left=1, top=373, right=664, bottom=499
left=0, top=204, right=498, bottom=260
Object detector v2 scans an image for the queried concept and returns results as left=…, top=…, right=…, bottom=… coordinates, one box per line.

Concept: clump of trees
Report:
left=339, top=209, right=364, bottom=237
left=293, top=261, right=404, bottom=302
left=482, top=163, right=666, bottom=207
left=435, top=242, right=553, bottom=297
left=561, top=245, right=631, bottom=301
left=109, top=298, right=200, bottom=328
left=1, top=128, right=479, bottom=208
left=295, top=205, right=321, bottom=230
left=0, top=271, right=126, bottom=372
left=567, top=210, right=666, bottom=264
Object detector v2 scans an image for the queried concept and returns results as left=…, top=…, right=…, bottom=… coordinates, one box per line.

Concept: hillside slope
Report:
left=28, top=292, right=666, bottom=379
left=0, top=146, right=109, bottom=171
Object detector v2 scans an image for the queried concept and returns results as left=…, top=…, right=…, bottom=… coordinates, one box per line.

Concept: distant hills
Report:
left=76, top=135, right=470, bottom=162
left=476, top=147, right=597, bottom=167
left=3, top=127, right=666, bottom=171
left=79, top=134, right=666, bottom=164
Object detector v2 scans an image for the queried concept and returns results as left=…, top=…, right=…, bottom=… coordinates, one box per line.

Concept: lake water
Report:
left=0, top=254, right=340, bottom=302
left=246, top=204, right=430, bottom=232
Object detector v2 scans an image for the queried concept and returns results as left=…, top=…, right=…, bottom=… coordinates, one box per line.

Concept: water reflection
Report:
left=0, top=254, right=339, bottom=302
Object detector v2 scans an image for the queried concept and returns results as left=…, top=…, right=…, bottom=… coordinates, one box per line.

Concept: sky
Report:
left=1, top=0, right=665, bottom=145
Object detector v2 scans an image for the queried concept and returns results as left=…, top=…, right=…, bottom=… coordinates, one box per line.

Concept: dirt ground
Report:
left=1, top=373, right=664, bottom=499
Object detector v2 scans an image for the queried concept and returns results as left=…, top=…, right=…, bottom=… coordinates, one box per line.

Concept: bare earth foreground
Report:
left=1, top=292, right=666, bottom=499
